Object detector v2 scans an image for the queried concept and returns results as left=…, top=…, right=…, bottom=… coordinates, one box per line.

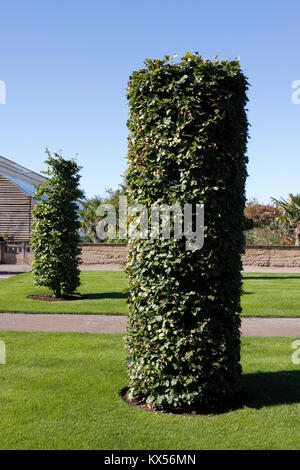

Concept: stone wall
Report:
left=79, top=243, right=129, bottom=266
left=81, top=244, right=300, bottom=268
left=241, top=246, right=300, bottom=267
left=1, top=242, right=300, bottom=267
left=0, top=241, right=33, bottom=265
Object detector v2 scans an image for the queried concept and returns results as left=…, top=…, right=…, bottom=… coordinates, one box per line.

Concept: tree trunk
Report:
left=295, top=221, right=300, bottom=246
left=55, top=283, right=61, bottom=298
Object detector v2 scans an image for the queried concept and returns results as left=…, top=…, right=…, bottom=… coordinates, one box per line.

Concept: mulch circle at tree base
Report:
left=28, top=294, right=84, bottom=302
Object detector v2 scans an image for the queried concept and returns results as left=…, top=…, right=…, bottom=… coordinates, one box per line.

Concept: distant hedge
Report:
left=125, top=53, right=249, bottom=412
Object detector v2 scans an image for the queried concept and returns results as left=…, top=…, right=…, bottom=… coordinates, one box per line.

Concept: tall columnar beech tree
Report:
left=31, top=150, right=84, bottom=298
left=125, top=53, right=249, bottom=412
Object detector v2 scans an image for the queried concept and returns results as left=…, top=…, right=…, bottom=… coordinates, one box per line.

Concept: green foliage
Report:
left=125, top=53, right=249, bottom=412
left=245, top=198, right=281, bottom=227
left=31, top=149, right=84, bottom=297
left=272, top=193, right=300, bottom=246
left=79, top=187, right=126, bottom=243
left=244, top=226, right=294, bottom=246
left=79, top=194, right=104, bottom=243
left=272, top=193, right=300, bottom=226
left=0, top=232, right=8, bottom=241
left=244, top=198, right=295, bottom=245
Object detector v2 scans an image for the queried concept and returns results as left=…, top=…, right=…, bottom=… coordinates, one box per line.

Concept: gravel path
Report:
left=243, top=266, right=300, bottom=274
left=0, top=313, right=127, bottom=334
left=1, top=264, right=300, bottom=275
left=0, top=313, right=299, bottom=337
left=240, top=317, right=300, bottom=337
left=0, top=264, right=31, bottom=280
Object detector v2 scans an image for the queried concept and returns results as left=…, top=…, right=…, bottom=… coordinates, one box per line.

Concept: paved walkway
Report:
left=0, top=313, right=127, bottom=334
left=243, top=266, right=300, bottom=274
left=0, top=313, right=299, bottom=337
left=0, top=264, right=31, bottom=280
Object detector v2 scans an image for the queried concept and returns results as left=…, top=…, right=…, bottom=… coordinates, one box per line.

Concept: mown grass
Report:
left=0, top=271, right=299, bottom=317
left=0, top=332, right=299, bottom=450
left=0, top=271, right=127, bottom=314
left=241, top=273, right=300, bottom=317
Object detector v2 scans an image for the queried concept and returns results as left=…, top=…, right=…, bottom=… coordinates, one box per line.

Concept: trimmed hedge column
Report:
left=125, top=53, right=249, bottom=412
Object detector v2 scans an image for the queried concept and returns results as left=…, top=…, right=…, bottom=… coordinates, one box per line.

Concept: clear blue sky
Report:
left=0, top=0, right=299, bottom=203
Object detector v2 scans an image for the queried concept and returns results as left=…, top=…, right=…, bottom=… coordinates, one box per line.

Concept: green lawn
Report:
left=241, top=273, right=300, bottom=317
left=0, top=331, right=299, bottom=450
left=0, top=271, right=299, bottom=317
left=0, top=271, right=128, bottom=314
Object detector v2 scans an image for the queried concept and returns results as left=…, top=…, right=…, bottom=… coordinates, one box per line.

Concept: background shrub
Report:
left=125, top=53, right=249, bottom=412
left=244, top=198, right=295, bottom=245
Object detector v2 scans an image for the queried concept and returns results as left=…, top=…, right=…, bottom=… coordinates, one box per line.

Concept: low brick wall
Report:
left=242, top=246, right=300, bottom=267
left=0, top=241, right=33, bottom=265
left=1, top=242, right=300, bottom=268
left=81, top=244, right=300, bottom=268
left=0, top=242, right=129, bottom=266
left=79, top=243, right=129, bottom=266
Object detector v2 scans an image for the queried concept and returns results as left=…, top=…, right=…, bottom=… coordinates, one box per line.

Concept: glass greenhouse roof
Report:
left=0, top=155, right=46, bottom=186
left=2, top=174, right=37, bottom=196
left=0, top=156, right=84, bottom=208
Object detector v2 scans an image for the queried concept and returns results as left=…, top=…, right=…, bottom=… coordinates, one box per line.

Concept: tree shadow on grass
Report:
left=242, top=370, right=300, bottom=409
left=120, top=371, right=300, bottom=416
left=83, top=292, right=128, bottom=300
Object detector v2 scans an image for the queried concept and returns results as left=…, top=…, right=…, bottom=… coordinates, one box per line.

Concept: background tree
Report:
left=79, top=186, right=126, bottom=243
left=31, top=150, right=84, bottom=297
left=272, top=193, right=300, bottom=246
left=243, top=198, right=293, bottom=246
left=125, top=53, right=249, bottom=412
left=245, top=198, right=281, bottom=227
left=79, top=195, right=104, bottom=243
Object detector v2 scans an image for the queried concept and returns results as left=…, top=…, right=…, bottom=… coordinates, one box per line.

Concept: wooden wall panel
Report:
left=0, top=175, right=32, bottom=241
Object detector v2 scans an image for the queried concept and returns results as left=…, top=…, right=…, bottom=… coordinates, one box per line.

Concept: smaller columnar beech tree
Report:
left=31, top=150, right=84, bottom=298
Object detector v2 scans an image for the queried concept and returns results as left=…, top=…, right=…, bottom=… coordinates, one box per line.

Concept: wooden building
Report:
left=0, top=156, right=46, bottom=242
